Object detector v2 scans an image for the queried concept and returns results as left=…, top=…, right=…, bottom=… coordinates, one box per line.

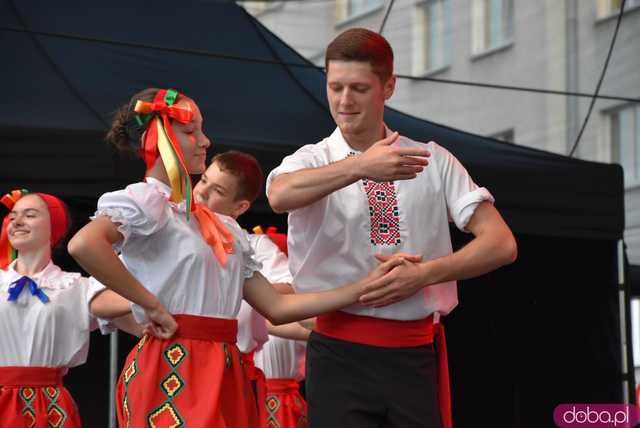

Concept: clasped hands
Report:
left=359, top=253, right=426, bottom=308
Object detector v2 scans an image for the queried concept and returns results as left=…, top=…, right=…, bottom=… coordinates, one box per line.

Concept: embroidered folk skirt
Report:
left=116, top=314, right=257, bottom=428
left=0, top=366, right=82, bottom=428
left=265, top=378, right=307, bottom=428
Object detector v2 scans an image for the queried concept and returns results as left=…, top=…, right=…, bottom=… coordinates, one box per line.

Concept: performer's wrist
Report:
left=348, top=154, right=367, bottom=181
left=419, top=258, right=447, bottom=287
left=139, top=291, right=162, bottom=312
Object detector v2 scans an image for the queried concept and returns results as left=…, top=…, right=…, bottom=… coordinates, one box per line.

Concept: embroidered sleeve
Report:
left=94, top=182, right=169, bottom=251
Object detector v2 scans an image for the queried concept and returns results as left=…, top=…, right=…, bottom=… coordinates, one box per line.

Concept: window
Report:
left=489, top=128, right=515, bottom=143
left=471, top=0, right=513, bottom=55
left=412, top=0, right=452, bottom=75
left=610, top=104, right=640, bottom=187
left=596, top=0, right=640, bottom=19
left=336, top=0, right=384, bottom=22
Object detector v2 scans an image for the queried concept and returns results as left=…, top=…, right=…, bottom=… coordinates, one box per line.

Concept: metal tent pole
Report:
left=108, top=330, right=119, bottom=428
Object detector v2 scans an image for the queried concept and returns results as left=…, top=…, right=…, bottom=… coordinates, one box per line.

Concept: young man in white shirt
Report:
left=266, top=28, right=517, bottom=428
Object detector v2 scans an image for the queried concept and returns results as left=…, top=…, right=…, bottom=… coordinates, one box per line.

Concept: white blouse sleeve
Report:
left=94, top=182, right=170, bottom=251
left=265, top=144, right=320, bottom=196
left=433, top=143, right=495, bottom=231
left=252, top=235, right=293, bottom=284
left=84, top=276, right=118, bottom=334
left=220, top=216, right=263, bottom=279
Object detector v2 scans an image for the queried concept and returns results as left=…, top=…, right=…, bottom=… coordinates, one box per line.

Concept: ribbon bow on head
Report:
left=134, top=89, right=194, bottom=212
left=132, top=89, right=234, bottom=265
left=0, top=189, right=29, bottom=269
left=8, top=276, right=50, bottom=304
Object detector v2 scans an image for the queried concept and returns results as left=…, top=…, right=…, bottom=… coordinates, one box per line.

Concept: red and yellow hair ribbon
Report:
left=0, top=189, right=27, bottom=268
left=133, top=89, right=234, bottom=265
left=0, top=190, right=69, bottom=269
left=134, top=89, right=195, bottom=213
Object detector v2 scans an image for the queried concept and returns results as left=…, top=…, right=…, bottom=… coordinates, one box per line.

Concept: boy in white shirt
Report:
left=194, top=150, right=311, bottom=428
left=266, top=28, right=518, bottom=428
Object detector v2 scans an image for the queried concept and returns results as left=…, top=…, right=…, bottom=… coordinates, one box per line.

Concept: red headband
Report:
left=0, top=190, right=69, bottom=268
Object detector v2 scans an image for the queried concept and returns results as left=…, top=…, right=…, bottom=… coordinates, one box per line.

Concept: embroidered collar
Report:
left=1, top=260, right=81, bottom=292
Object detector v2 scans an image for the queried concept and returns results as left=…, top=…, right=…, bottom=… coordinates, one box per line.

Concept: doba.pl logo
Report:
left=554, top=404, right=640, bottom=427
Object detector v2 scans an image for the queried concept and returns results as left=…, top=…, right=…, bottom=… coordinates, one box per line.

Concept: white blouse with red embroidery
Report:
left=266, top=126, right=494, bottom=321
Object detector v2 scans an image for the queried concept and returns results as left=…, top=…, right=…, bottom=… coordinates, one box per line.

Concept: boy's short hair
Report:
left=211, top=151, right=264, bottom=202
left=325, top=28, right=394, bottom=83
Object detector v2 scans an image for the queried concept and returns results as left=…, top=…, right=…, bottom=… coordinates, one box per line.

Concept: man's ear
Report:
left=384, top=75, right=396, bottom=100
left=234, top=199, right=251, bottom=218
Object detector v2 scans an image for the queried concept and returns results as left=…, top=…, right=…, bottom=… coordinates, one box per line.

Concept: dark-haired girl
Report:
left=68, top=87, right=403, bottom=427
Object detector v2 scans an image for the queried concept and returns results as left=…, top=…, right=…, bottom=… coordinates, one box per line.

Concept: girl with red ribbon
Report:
left=68, top=88, right=405, bottom=428
left=0, top=190, right=139, bottom=428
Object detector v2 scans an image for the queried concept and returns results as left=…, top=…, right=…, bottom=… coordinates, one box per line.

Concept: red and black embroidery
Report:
left=362, top=178, right=401, bottom=246
left=348, top=152, right=402, bottom=246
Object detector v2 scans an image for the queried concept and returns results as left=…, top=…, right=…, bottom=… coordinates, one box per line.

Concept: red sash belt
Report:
left=316, top=311, right=451, bottom=428
left=241, top=351, right=267, bottom=428
left=0, top=366, right=64, bottom=387
left=265, top=378, right=299, bottom=394
left=173, top=314, right=237, bottom=342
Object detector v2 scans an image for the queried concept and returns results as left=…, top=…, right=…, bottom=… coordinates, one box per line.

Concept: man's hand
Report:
left=359, top=254, right=427, bottom=307
left=355, top=132, right=431, bottom=181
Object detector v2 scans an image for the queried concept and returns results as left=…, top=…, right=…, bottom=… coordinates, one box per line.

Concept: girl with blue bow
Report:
left=0, top=190, right=138, bottom=427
